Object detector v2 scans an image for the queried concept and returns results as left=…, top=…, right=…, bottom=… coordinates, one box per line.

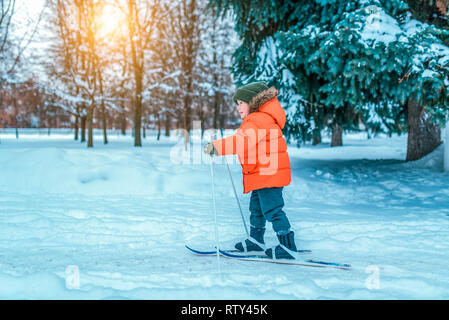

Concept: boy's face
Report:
left=237, top=100, right=249, bottom=119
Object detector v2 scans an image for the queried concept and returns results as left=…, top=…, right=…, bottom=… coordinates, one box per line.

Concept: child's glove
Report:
left=204, top=143, right=218, bottom=156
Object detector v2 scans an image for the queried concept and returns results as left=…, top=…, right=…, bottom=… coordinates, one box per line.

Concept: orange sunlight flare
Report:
left=95, top=4, right=127, bottom=40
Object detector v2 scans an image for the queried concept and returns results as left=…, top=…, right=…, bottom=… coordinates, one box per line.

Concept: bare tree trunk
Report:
left=211, top=8, right=221, bottom=132
left=128, top=0, right=143, bottom=147
left=120, top=113, right=127, bottom=135
left=331, top=123, right=343, bottom=147
left=157, top=113, right=161, bottom=141
left=74, top=113, right=79, bottom=141
left=134, top=85, right=143, bottom=146
left=80, top=115, right=86, bottom=142
left=312, top=128, right=321, bottom=145
left=181, top=76, right=191, bottom=146
left=406, top=96, right=441, bottom=161
left=197, top=96, right=205, bottom=139
left=87, top=105, right=94, bottom=148
left=98, top=70, right=108, bottom=145
left=183, top=103, right=191, bottom=147
left=219, top=107, right=226, bottom=139
left=13, top=84, right=19, bottom=139
left=201, top=119, right=205, bottom=139
left=179, top=0, right=198, bottom=148
left=165, top=112, right=171, bottom=137
left=102, top=101, right=108, bottom=144
left=55, top=108, right=59, bottom=128
left=15, top=117, right=19, bottom=139
left=213, top=94, right=220, bottom=131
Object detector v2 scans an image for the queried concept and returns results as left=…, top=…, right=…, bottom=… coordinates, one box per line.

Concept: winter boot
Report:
left=235, top=227, right=265, bottom=252
left=265, top=231, right=298, bottom=259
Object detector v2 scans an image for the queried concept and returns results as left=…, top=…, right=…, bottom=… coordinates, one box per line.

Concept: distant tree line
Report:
left=0, top=0, right=239, bottom=147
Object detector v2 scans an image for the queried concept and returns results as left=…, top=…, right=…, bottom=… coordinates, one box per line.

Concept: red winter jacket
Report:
left=212, top=87, right=291, bottom=193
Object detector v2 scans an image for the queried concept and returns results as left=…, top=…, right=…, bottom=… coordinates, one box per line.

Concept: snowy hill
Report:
left=1, top=130, right=448, bottom=299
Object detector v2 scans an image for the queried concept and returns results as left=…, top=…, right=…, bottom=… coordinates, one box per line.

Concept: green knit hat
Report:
left=233, top=81, right=269, bottom=104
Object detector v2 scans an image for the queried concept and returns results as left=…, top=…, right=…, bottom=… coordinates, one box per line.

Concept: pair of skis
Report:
left=185, top=245, right=352, bottom=270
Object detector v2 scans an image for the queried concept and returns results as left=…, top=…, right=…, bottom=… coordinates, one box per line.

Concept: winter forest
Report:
left=1, top=0, right=449, bottom=300
left=1, top=0, right=239, bottom=147
left=1, top=0, right=449, bottom=157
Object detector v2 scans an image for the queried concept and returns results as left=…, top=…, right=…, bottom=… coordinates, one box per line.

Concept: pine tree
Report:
left=210, top=0, right=449, bottom=158
left=400, top=0, right=449, bottom=160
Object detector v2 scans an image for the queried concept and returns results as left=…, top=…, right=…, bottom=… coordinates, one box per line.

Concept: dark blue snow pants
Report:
left=249, top=187, right=291, bottom=235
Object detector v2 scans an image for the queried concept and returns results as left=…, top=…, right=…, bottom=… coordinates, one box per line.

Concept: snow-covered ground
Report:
left=1, top=129, right=449, bottom=299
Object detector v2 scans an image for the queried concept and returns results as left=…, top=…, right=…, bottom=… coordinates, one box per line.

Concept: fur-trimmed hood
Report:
left=247, top=87, right=286, bottom=129
left=248, top=87, right=279, bottom=114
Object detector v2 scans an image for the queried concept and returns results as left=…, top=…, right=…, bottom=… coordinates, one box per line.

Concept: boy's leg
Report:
left=249, top=189, right=267, bottom=231
left=257, top=187, right=291, bottom=234
left=258, top=187, right=298, bottom=259
left=235, top=190, right=265, bottom=252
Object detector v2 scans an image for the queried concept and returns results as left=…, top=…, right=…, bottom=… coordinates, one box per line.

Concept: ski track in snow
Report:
left=1, top=131, right=449, bottom=299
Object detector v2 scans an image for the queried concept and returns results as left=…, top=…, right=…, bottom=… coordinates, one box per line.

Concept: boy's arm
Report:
left=212, top=134, right=237, bottom=156
left=211, top=122, right=264, bottom=159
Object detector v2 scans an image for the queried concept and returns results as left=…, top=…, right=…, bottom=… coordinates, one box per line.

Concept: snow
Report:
left=359, top=6, right=404, bottom=45
left=422, top=69, right=437, bottom=79
left=357, top=6, right=449, bottom=84
left=1, top=129, right=449, bottom=299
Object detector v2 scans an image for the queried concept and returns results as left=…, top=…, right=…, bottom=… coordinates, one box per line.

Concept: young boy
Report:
left=203, top=81, right=298, bottom=259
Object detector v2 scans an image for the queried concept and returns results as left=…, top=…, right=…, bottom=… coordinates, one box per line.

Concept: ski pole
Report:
left=209, top=137, right=221, bottom=273
left=224, top=156, right=250, bottom=238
